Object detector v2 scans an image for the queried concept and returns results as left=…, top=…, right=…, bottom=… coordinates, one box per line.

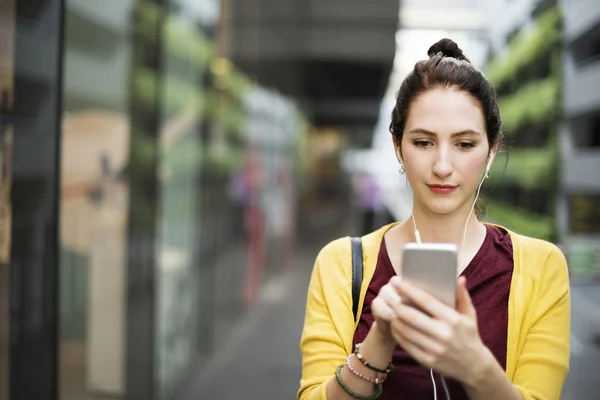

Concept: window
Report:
left=570, top=194, right=600, bottom=234
left=570, top=23, right=600, bottom=67
left=571, top=113, right=600, bottom=148
left=591, top=116, right=600, bottom=147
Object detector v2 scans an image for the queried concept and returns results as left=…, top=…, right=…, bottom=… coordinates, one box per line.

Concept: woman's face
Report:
left=399, top=88, right=493, bottom=216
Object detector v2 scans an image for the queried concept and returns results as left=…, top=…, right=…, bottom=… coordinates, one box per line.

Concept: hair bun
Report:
left=427, top=38, right=470, bottom=62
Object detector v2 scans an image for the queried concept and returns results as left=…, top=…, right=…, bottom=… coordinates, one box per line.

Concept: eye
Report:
left=458, top=141, right=476, bottom=150
left=413, top=140, right=431, bottom=148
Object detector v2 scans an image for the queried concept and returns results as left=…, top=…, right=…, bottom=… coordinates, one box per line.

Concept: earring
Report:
left=399, top=165, right=405, bottom=174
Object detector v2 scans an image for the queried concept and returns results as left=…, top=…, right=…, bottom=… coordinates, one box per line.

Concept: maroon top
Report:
left=352, top=224, right=514, bottom=400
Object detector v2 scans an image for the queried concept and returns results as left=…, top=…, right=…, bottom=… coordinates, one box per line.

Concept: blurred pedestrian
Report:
left=241, top=143, right=266, bottom=305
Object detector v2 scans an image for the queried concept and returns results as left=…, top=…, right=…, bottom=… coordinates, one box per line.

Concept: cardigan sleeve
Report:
left=297, top=243, right=353, bottom=400
left=512, top=246, right=570, bottom=400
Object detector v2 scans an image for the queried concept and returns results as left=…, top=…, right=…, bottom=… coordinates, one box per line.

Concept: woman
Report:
left=298, top=38, right=570, bottom=400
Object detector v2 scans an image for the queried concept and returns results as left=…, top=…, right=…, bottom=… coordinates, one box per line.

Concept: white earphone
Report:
left=484, top=152, right=493, bottom=177
left=485, top=154, right=493, bottom=172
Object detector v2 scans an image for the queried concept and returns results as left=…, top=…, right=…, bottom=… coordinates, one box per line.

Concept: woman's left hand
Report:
left=388, top=275, right=492, bottom=385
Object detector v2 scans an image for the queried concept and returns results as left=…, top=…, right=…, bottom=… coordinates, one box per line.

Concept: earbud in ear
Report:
left=485, top=157, right=493, bottom=173
left=484, top=152, right=494, bottom=178
left=395, top=147, right=406, bottom=174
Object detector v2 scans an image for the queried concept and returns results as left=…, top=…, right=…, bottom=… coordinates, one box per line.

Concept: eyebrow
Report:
left=407, top=128, right=482, bottom=137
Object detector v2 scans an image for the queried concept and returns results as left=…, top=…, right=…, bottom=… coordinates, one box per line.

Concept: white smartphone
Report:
left=400, top=242, right=458, bottom=310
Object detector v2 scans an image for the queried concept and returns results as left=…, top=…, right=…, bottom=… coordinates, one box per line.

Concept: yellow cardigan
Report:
left=298, top=223, right=570, bottom=400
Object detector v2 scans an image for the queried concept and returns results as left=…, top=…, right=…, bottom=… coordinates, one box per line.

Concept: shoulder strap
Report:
left=350, top=237, right=364, bottom=322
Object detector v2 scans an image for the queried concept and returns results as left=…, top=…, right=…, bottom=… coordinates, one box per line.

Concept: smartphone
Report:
left=400, top=242, right=458, bottom=310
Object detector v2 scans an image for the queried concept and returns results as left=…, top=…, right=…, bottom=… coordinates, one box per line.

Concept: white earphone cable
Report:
left=431, top=368, right=438, bottom=400
left=409, top=156, right=491, bottom=400
left=460, top=166, right=487, bottom=266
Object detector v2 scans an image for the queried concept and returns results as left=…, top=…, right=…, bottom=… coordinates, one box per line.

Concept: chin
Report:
left=422, top=197, right=464, bottom=215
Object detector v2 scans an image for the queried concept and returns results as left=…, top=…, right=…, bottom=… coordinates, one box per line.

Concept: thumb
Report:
left=456, top=277, right=475, bottom=318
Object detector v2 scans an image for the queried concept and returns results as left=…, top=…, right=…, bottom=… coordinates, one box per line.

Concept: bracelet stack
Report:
left=334, top=342, right=394, bottom=400
left=354, top=343, right=394, bottom=374
left=346, top=354, right=387, bottom=384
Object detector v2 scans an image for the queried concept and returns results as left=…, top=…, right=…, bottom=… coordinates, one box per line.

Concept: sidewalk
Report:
left=562, top=283, right=600, bottom=400
left=177, top=222, right=600, bottom=400
left=179, top=244, right=319, bottom=400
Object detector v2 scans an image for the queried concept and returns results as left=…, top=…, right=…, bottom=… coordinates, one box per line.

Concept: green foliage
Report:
left=133, top=68, right=158, bottom=106
left=482, top=7, right=563, bottom=242
left=499, top=75, right=560, bottom=134
left=485, top=201, right=554, bottom=240
left=162, top=133, right=203, bottom=177
left=488, top=145, right=556, bottom=189
left=133, top=1, right=161, bottom=39
left=163, top=16, right=214, bottom=69
left=204, top=143, right=245, bottom=178
left=486, top=7, right=561, bottom=86
left=132, top=67, right=208, bottom=116
left=228, top=68, right=253, bottom=99
left=162, top=74, right=207, bottom=115
left=205, top=93, right=245, bottom=135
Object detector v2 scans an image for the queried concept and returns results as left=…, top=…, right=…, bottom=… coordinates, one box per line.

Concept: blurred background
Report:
left=0, top=0, right=598, bottom=399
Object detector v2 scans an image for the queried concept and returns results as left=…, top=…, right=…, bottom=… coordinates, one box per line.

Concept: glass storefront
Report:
left=154, top=2, right=210, bottom=397
left=2, top=0, right=307, bottom=399
left=59, top=0, right=135, bottom=398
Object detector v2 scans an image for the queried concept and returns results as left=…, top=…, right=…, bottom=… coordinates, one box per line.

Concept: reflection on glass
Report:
left=57, top=0, right=308, bottom=398
left=154, top=7, right=205, bottom=398
left=59, top=0, right=134, bottom=398
left=0, top=0, right=13, bottom=398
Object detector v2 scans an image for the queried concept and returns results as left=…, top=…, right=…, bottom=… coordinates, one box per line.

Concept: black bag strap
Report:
left=350, top=237, right=364, bottom=322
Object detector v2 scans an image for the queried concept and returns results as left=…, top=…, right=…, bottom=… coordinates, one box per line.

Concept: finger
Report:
left=391, top=317, right=445, bottom=355
left=379, top=283, right=402, bottom=307
left=456, top=277, right=476, bottom=318
left=393, top=329, right=434, bottom=369
left=395, top=303, right=447, bottom=340
left=371, top=296, right=398, bottom=323
left=397, top=279, right=453, bottom=319
left=389, top=275, right=402, bottom=287
left=389, top=275, right=403, bottom=292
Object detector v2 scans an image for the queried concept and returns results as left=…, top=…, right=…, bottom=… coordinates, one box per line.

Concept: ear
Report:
left=486, top=144, right=499, bottom=173
left=393, top=136, right=403, bottom=165
left=395, top=147, right=403, bottom=165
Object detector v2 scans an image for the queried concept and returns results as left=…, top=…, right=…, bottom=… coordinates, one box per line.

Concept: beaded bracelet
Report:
left=335, top=364, right=383, bottom=400
left=346, top=354, right=387, bottom=384
left=354, top=343, right=394, bottom=374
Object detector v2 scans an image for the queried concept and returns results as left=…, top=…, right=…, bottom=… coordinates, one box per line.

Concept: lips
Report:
left=427, top=184, right=457, bottom=194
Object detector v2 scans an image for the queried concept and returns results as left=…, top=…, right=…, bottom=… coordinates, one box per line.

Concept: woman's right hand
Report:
left=370, top=275, right=403, bottom=344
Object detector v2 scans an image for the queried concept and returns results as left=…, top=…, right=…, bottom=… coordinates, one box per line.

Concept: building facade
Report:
left=557, top=0, right=600, bottom=278
left=481, top=0, right=562, bottom=241
left=482, top=0, right=600, bottom=276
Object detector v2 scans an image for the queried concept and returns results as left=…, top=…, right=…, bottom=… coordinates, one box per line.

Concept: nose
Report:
left=432, top=148, right=453, bottom=179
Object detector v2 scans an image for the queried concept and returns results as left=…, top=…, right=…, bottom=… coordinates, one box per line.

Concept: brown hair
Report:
left=390, top=38, right=503, bottom=150
left=389, top=38, right=503, bottom=216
